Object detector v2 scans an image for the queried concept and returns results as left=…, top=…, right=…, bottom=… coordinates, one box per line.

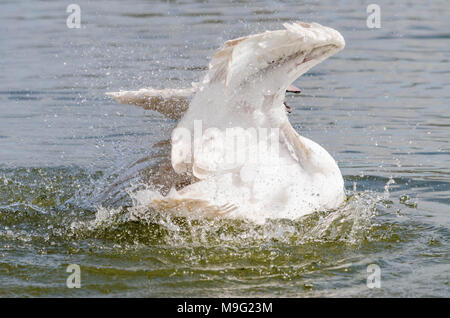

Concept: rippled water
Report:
left=0, top=0, right=449, bottom=297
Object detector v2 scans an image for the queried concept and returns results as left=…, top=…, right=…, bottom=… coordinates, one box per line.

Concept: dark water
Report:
left=0, top=0, right=449, bottom=297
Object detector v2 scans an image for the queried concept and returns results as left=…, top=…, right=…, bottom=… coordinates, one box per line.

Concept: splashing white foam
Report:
left=69, top=186, right=380, bottom=247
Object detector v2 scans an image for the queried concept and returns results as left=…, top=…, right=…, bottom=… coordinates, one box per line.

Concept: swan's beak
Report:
left=284, top=84, right=300, bottom=113
left=286, top=84, right=301, bottom=94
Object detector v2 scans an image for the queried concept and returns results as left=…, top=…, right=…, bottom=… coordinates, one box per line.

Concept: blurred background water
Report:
left=0, top=0, right=448, bottom=297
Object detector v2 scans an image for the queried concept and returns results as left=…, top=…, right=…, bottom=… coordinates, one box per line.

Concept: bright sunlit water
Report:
left=0, top=0, right=449, bottom=297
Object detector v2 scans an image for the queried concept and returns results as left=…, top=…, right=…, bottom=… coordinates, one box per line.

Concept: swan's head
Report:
left=206, top=21, right=345, bottom=95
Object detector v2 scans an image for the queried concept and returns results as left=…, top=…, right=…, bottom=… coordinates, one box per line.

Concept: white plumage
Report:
left=107, top=21, right=346, bottom=223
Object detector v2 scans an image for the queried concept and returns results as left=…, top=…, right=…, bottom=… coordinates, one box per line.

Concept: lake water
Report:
left=0, top=0, right=449, bottom=297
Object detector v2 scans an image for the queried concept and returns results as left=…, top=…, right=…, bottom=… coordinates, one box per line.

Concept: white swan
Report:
left=107, top=21, right=346, bottom=223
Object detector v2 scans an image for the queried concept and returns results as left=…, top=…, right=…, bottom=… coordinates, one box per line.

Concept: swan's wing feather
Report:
left=106, top=85, right=198, bottom=120
left=173, top=22, right=344, bottom=178
left=206, top=21, right=344, bottom=91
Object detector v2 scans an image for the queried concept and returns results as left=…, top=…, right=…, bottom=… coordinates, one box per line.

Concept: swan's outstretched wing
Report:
left=106, top=83, right=301, bottom=120
left=204, top=22, right=344, bottom=90
left=173, top=21, right=345, bottom=178
left=106, top=85, right=198, bottom=120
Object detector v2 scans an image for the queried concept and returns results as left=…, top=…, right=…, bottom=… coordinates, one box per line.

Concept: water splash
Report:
left=70, top=185, right=380, bottom=247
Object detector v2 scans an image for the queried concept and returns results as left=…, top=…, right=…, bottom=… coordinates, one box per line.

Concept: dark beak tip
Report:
left=286, top=84, right=301, bottom=94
